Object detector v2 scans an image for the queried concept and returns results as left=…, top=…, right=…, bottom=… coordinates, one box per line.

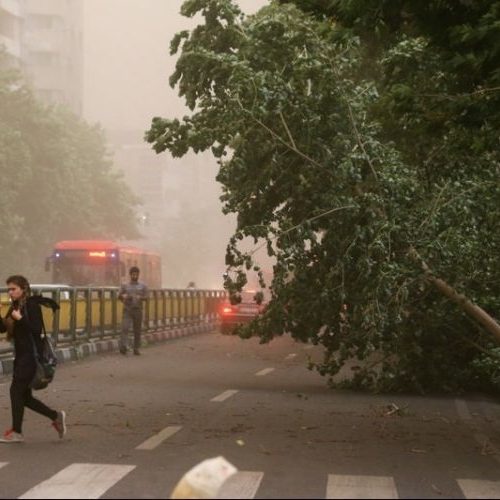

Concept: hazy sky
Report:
left=83, top=0, right=268, bottom=131
left=83, top=0, right=270, bottom=288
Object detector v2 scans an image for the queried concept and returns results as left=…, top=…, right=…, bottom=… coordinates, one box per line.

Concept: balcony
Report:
left=0, top=33, right=21, bottom=58
left=0, top=0, right=21, bottom=17
left=23, top=29, right=66, bottom=52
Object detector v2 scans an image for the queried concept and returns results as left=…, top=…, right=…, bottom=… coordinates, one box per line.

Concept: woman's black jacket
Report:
left=0, top=297, right=44, bottom=381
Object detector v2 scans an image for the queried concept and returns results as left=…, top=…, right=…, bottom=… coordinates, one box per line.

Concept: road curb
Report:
left=0, top=321, right=217, bottom=376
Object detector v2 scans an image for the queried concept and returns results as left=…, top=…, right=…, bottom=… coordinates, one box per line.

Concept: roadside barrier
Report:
left=0, top=286, right=227, bottom=359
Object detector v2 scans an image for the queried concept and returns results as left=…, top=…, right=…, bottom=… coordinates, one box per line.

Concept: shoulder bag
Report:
left=29, top=310, right=58, bottom=391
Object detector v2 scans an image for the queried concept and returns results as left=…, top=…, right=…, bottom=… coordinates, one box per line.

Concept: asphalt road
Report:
left=0, top=330, right=499, bottom=499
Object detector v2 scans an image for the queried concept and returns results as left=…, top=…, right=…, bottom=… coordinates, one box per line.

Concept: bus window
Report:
left=49, top=241, right=161, bottom=287
left=53, top=259, right=118, bottom=286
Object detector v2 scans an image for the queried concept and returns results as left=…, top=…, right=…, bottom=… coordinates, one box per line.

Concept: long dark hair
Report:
left=4, top=275, right=31, bottom=341
left=6, top=274, right=31, bottom=315
left=6, top=275, right=31, bottom=299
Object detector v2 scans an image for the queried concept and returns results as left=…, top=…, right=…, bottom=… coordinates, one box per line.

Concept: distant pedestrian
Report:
left=118, top=266, right=148, bottom=355
left=0, top=275, right=66, bottom=443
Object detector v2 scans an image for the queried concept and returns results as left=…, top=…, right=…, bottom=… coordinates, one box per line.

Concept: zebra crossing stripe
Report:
left=255, top=368, right=274, bottom=377
left=217, top=471, right=264, bottom=499
left=11, top=464, right=500, bottom=500
left=135, top=426, right=182, bottom=450
left=18, top=463, right=135, bottom=499
left=457, top=479, right=500, bottom=499
left=326, top=474, right=398, bottom=499
left=285, top=353, right=297, bottom=360
left=211, top=390, right=239, bottom=402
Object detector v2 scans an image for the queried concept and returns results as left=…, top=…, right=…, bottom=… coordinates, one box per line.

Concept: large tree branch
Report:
left=234, top=95, right=335, bottom=178
left=409, top=248, right=500, bottom=343
left=418, top=86, right=500, bottom=100
left=247, top=204, right=357, bottom=258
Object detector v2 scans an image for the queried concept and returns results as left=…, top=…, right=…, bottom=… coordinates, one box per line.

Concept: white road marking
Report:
left=0, top=462, right=7, bottom=469
left=457, top=479, right=500, bottom=499
left=135, top=426, right=182, bottom=450
left=255, top=368, right=274, bottom=377
left=455, top=399, right=472, bottom=421
left=326, top=474, right=398, bottom=499
left=18, top=463, right=135, bottom=499
left=217, top=471, right=264, bottom=499
left=285, top=353, right=297, bottom=360
left=455, top=400, right=500, bottom=467
left=211, top=390, right=239, bottom=402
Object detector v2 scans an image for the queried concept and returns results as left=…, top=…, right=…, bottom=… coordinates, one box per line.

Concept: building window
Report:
left=26, top=14, right=63, bottom=31
left=28, top=51, right=61, bottom=67
left=0, top=10, right=20, bottom=39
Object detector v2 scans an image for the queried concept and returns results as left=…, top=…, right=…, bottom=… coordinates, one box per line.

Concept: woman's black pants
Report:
left=10, top=377, right=57, bottom=433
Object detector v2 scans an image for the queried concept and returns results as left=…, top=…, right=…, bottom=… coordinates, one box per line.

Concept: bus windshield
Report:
left=53, top=258, right=120, bottom=286
left=48, top=240, right=162, bottom=288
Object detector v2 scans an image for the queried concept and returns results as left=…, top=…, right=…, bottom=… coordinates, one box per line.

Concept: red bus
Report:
left=45, top=240, right=162, bottom=288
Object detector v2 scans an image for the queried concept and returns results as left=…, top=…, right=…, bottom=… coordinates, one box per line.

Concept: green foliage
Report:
left=471, top=348, right=500, bottom=393
left=147, top=0, right=500, bottom=393
left=0, top=48, right=139, bottom=278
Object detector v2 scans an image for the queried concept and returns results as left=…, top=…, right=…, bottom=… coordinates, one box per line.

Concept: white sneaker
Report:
left=52, top=410, right=67, bottom=439
left=0, top=429, right=24, bottom=443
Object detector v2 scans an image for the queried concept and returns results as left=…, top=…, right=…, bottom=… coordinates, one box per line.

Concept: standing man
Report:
left=118, top=266, right=148, bottom=355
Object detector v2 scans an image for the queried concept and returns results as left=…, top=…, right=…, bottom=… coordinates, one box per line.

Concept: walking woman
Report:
left=0, top=275, right=66, bottom=443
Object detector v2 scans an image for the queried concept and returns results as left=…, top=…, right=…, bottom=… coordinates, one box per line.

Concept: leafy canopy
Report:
left=0, top=48, right=140, bottom=278
left=147, top=0, right=500, bottom=393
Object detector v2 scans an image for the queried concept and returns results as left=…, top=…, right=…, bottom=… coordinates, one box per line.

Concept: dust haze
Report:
left=84, top=0, right=269, bottom=289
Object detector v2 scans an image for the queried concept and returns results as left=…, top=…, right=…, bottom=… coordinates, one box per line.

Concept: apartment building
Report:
left=0, top=0, right=83, bottom=115
left=107, top=129, right=168, bottom=249
left=22, top=0, right=83, bottom=115
left=0, top=0, right=22, bottom=60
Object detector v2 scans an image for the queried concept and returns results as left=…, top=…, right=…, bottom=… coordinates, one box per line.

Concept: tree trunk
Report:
left=409, top=248, right=500, bottom=343
left=426, top=274, right=500, bottom=343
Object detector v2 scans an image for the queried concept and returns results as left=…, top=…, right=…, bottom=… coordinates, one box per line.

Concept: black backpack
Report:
left=28, top=297, right=59, bottom=391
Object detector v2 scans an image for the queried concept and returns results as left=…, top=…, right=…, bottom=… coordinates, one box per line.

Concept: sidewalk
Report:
left=0, top=321, right=218, bottom=376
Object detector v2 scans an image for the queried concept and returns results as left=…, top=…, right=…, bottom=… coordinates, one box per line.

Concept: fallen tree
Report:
left=147, top=0, right=500, bottom=393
